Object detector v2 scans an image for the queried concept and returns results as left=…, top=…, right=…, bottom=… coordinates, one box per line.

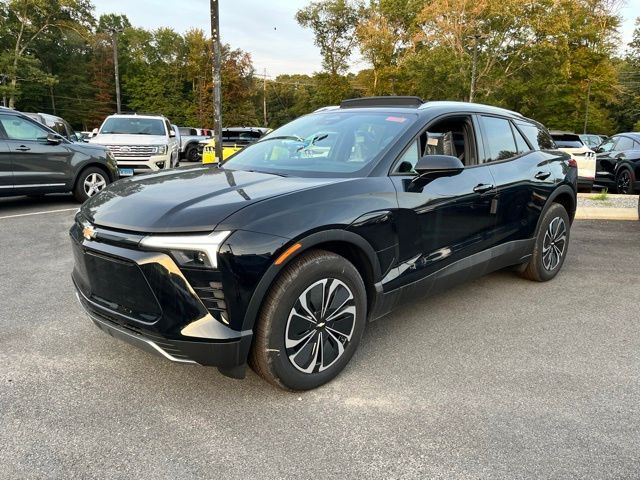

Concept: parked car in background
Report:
left=177, top=127, right=211, bottom=162
left=550, top=132, right=596, bottom=191
left=89, top=113, right=179, bottom=176
left=579, top=134, right=604, bottom=149
left=23, top=112, right=78, bottom=142
left=200, top=127, right=270, bottom=164
left=0, top=107, right=117, bottom=202
left=594, top=132, right=640, bottom=194
left=71, top=97, right=576, bottom=390
left=171, top=124, right=181, bottom=167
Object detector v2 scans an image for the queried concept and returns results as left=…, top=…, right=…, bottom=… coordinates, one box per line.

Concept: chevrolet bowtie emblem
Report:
left=82, top=225, right=97, bottom=240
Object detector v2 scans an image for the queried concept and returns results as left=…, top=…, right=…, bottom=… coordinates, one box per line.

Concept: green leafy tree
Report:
left=0, top=0, right=93, bottom=108
left=296, top=0, right=361, bottom=76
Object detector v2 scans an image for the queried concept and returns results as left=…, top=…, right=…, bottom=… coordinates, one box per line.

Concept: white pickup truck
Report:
left=90, top=113, right=180, bottom=176
left=550, top=132, right=596, bottom=191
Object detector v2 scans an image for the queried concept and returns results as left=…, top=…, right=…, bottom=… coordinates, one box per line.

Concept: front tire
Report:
left=249, top=250, right=367, bottom=391
left=73, top=167, right=110, bottom=203
left=519, top=203, right=570, bottom=282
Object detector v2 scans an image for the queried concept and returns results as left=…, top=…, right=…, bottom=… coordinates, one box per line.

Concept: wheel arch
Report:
left=72, top=162, right=113, bottom=190
left=241, top=229, right=381, bottom=332
left=535, top=184, right=576, bottom=237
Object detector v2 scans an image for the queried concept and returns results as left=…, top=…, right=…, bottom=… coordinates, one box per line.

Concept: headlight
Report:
left=153, top=144, right=168, bottom=155
left=139, top=231, right=231, bottom=269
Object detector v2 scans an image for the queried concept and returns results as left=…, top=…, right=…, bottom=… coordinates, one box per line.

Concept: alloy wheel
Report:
left=542, top=216, right=567, bottom=271
left=617, top=171, right=631, bottom=194
left=285, top=278, right=356, bottom=374
left=83, top=172, right=107, bottom=197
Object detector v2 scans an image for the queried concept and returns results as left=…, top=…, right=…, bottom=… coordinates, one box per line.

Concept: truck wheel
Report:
left=74, top=167, right=110, bottom=203
left=186, top=146, right=198, bottom=162
left=250, top=250, right=367, bottom=391
left=616, top=168, right=636, bottom=194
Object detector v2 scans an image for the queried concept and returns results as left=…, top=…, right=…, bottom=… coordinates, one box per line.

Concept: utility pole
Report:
left=263, top=68, right=267, bottom=127
left=110, top=28, right=123, bottom=113
left=469, top=33, right=481, bottom=103
left=583, top=79, right=591, bottom=134
left=210, top=0, right=223, bottom=163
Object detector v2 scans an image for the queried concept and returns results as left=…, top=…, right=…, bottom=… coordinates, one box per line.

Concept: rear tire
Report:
left=249, top=250, right=367, bottom=391
left=615, top=168, right=636, bottom=194
left=519, top=203, right=570, bottom=282
left=73, top=167, right=110, bottom=203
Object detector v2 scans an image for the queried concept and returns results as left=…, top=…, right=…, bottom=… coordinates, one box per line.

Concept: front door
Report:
left=388, top=115, right=497, bottom=293
left=0, top=113, right=73, bottom=188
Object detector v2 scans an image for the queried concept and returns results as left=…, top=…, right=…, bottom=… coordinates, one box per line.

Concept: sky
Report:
left=94, top=0, right=640, bottom=77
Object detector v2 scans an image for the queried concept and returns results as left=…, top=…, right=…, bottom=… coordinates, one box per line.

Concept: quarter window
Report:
left=516, top=121, right=554, bottom=150
left=480, top=116, right=518, bottom=162
left=0, top=115, right=48, bottom=141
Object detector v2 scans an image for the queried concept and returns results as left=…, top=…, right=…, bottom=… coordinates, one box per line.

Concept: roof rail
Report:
left=340, top=96, right=424, bottom=109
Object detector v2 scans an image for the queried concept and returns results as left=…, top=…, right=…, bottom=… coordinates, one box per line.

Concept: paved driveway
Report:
left=1, top=195, right=638, bottom=479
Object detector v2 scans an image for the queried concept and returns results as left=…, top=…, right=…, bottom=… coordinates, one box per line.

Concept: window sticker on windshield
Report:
left=385, top=116, right=407, bottom=123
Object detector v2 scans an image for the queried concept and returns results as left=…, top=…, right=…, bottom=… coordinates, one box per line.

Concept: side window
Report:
left=598, top=137, right=617, bottom=152
left=615, top=136, right=634, bottom=151
left=516, top=121, right=554, bottom=150
left=480, top=116, right=517, bottom=162
left=0, top=115, right=48, bottom=141
left=511, top=123, right=531, bottom=153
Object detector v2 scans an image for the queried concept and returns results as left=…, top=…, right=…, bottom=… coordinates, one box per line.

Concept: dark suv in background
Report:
left=0, top=107, right=118, bottom=202
left=71, top=97, right=577, bottom=390
left=594, top=132, right=640, bottom=194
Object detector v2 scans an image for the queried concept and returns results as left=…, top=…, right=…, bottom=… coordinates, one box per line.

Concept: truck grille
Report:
left=106, top=145, right=157, bottom=157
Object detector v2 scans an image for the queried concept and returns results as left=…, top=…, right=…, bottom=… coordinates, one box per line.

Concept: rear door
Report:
left=595, top=136, right=619, bottom=186
left=479, top=116, right=558, bottom=244
left=0, top=113, right=74, bottom=188
left=0, top=134, right=12, bottom=192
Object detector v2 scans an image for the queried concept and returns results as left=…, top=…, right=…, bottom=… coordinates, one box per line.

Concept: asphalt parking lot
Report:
left=1, top=194, right=639, bottom=479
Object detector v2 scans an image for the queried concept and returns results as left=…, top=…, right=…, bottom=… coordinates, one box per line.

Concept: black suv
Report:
left=594, top=132, right=640, bottom=194
left=71, top=97, right=577, bottom=390
left=0, top=108, right=118, bottom=202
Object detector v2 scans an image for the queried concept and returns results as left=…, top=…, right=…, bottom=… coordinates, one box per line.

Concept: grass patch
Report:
left=590, top=189, right=609, bottom=201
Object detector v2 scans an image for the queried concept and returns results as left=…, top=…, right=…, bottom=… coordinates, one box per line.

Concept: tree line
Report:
left=1, top=0, right=639, bottom=134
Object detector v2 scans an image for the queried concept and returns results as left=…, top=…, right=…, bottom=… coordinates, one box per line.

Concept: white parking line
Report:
left=0, top=207, right=78, bottom=221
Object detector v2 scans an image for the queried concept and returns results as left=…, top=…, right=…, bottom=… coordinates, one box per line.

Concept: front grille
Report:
left=106, top=145, right=157, bottom=157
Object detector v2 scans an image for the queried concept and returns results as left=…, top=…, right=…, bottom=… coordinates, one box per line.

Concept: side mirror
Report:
left=91, top=128, right=99, bottom=136
left=169, top=130, right=176, bottom=138
left=414, top=154, right=464, bottom=178
left=46, top=133, right=62, bottom=144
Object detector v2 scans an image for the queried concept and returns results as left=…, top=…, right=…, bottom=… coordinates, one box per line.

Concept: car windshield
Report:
left=222, top=111, right=416, bottom=177
left=100, top=117, right=165, bottom=135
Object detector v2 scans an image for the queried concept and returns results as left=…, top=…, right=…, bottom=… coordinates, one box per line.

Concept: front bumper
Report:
left=114, top=153, right=171, bottom=174
left=70, top=221, right=252, bottom=376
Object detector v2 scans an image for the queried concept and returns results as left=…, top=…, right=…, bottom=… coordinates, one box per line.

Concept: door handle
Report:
left=15, top=145, right=31, bottom=152
left=473, top=183, right=494, bottom=194
left=535, top=171, right=551, bottom=180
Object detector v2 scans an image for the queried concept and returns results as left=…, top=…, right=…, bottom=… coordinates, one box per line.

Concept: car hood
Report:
left=81, top=166, right=340, bottom=233
left=90, top=134, right=167, bottom=145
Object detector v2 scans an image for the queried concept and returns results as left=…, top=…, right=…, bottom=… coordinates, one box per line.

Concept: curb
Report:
left=575, top=193, right=639, bottom=221
left=575, top=207, right=639, bottom=221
